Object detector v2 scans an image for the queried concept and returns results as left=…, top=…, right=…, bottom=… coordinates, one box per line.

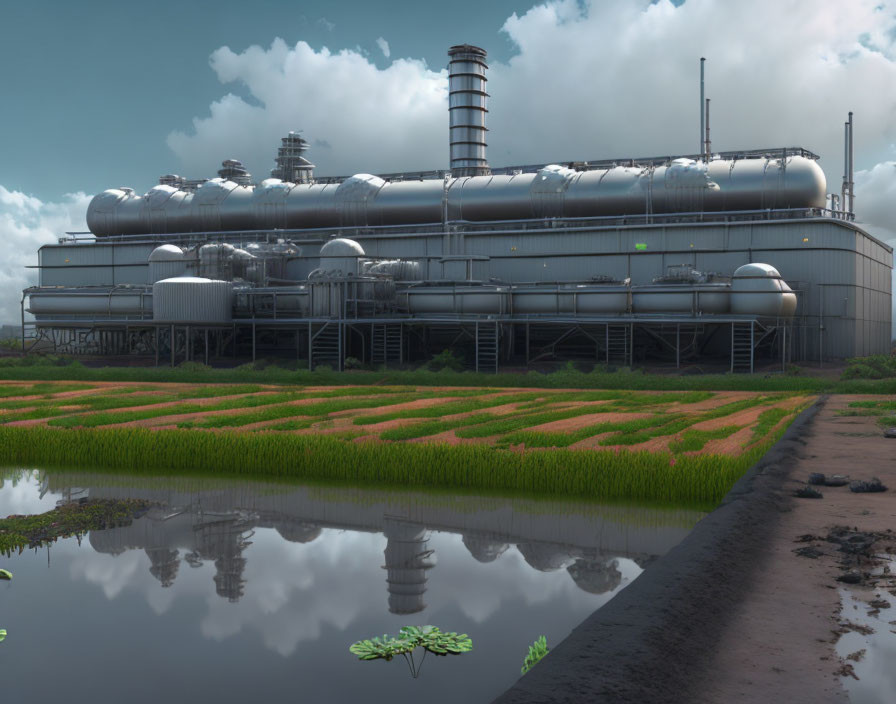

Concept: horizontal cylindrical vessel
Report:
left=631, top=283, right=730, bottom=315
left=86, top=156, right=827, bottom=236
left=28, top=290, right=152, bottom=316
left=511, top=283, right=629, bottom=315
left=398, top=285, right=510, bottom=314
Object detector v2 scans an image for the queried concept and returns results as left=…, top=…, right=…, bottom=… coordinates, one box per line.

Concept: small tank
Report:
left=148, top=244, right=188, bottom=283
left=152, top=276, right=233, bottom=322
left=730, top=263, right=797, bottom=317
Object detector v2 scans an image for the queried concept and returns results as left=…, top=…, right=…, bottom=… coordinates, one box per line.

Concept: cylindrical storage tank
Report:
left=399, top=285, right=509, bottom=314
left=631, top=283, right=730, bottom=314
left=152, top=277, right=232, bottom=322
left=148, top=244, right=188, bottom=283
left=730, top=263, right=797, bottom=317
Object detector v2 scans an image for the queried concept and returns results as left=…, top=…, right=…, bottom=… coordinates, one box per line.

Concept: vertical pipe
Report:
left=704, top=98, right=711, bottom=160
left=699, top=58, right=705, bottom=158
left=20, top=295, right=25, bottom=354
left=842, top=121, right=849, bottom=218
left=848, top=111, right=855, bottom=216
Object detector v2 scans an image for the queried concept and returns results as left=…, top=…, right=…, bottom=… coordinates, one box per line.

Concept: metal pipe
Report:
left=704, top=98, right=711, bottom=160
left=848, top=111, right=855, bottom=216
left=700, top=58, right=706, bottom=158
left=842, top=120, right=849, bottom=218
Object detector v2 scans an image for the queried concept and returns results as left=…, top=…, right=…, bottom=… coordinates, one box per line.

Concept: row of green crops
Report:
left=383, top=393, right=794, bottom=445
left=6, top=356, right=896, bottom=393
left=0, top=420, right=799, bottom=506
left=0, top=382, right=97, bottom=399
left=1, top=385, right=424, bottom=426
left=176, top=393, right=429, bottom=429
left=668, top=426, right=742, bottom=453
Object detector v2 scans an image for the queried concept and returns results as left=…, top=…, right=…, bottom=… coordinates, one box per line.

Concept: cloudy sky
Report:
left=2, top=0, right=895, bottom=323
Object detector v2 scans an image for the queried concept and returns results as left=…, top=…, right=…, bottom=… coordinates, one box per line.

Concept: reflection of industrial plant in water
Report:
left=60, top=479, right=694, bottom=605
left=382, top=517, right=437, bottom=615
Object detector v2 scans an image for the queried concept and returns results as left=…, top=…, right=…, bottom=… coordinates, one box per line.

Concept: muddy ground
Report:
left=494, top=395, right=896, bottom=703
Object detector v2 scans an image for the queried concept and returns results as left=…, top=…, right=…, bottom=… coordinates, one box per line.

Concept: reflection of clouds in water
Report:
left=199, top=528, right=380, bottom=656
left=145, top=583, right=177, bottom=615
left=836, top=588, right=896, bottom=704
left=63, top=522, right=642, bottom=657
left=0, top=473, right=60, bottom=516
left=68, top=549, right=144, bottom=599
left=425, top=533, right=641, bottom=624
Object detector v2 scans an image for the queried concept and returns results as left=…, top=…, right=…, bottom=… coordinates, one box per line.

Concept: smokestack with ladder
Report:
left=848, top=111, right=855, bottom=217
left=704, top=98, right=712, bottom=160
left=700, top=57, right=706, bottom=159
left=448, top=44, right=491, bottom=177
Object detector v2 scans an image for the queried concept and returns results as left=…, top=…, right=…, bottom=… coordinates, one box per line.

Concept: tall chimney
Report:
left=700, top=58, right=706, bottom=159
left=448, top=44, right=490, bottom=177
left=848, top=111, right=855, bottom=216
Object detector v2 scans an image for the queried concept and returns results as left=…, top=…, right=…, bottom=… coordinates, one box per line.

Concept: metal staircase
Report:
left=731, top=321, right=755, bottom=373
left=475, top=321, right=499, bottom=373
left=371, top=323, right=402, bottom=367
left=606, top=324, right=631, bottom=366
left=310, top=322, right=342, bottom=370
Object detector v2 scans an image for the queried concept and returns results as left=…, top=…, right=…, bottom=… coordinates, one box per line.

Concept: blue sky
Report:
left=1, top=0, right=896, bottom=324
left=1, top=0, right=527, bottom=199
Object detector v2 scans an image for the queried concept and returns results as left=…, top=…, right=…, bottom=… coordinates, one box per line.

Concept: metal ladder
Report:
left=731, top=321, right=755, bottom=373
left=310, top=322, right=342, bottom=371
left=371, top=323, right=402, bottom=367
left=475, top=321, right=499, bottom=373
left=606, top=324, right=630, bottom=366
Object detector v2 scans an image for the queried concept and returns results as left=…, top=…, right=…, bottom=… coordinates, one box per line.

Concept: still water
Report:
left=0, top=471, right=703, bottom=703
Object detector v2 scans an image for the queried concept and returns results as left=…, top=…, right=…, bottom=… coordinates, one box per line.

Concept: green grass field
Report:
left=0, top=379, right=813, bottom=506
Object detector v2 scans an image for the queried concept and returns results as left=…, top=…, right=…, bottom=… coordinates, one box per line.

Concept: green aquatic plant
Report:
left=350, top=625, right=472, bottom=678
left=0, top=499, right=151, bottom=555
left=521, top=635, right=549, bottom=674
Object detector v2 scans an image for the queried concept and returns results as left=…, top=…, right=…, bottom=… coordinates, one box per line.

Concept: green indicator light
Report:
left=635, top=243, right=647, bottom=251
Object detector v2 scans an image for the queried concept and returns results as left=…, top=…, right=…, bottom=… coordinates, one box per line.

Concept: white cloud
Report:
left=167, top=39, right=446, bottom=178
left=376, top=37, right=390, bottom=59
left=166, top=0, right=896, bottom=189
left=0, top=186, right=90, bottom=325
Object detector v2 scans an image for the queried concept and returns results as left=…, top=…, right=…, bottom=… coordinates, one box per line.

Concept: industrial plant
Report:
left=21, top=45, right=892, bottom=372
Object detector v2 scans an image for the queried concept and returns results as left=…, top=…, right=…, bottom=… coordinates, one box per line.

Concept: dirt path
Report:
left=692, top=395, right=894, bottom=703
left=495, top=395, right=896, bottom=703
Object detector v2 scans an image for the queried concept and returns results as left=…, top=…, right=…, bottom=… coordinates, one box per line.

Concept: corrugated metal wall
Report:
left=34, top=217, right=892, bottom=360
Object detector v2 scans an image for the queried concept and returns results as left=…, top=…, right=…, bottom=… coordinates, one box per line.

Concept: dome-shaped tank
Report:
left=730, top=263, right=797, bottom=317
left=316, top=238, right=365, bottom=277
left=152, top=276, right=233, bottom=322
left=148, top=244, right=188, bottom=283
